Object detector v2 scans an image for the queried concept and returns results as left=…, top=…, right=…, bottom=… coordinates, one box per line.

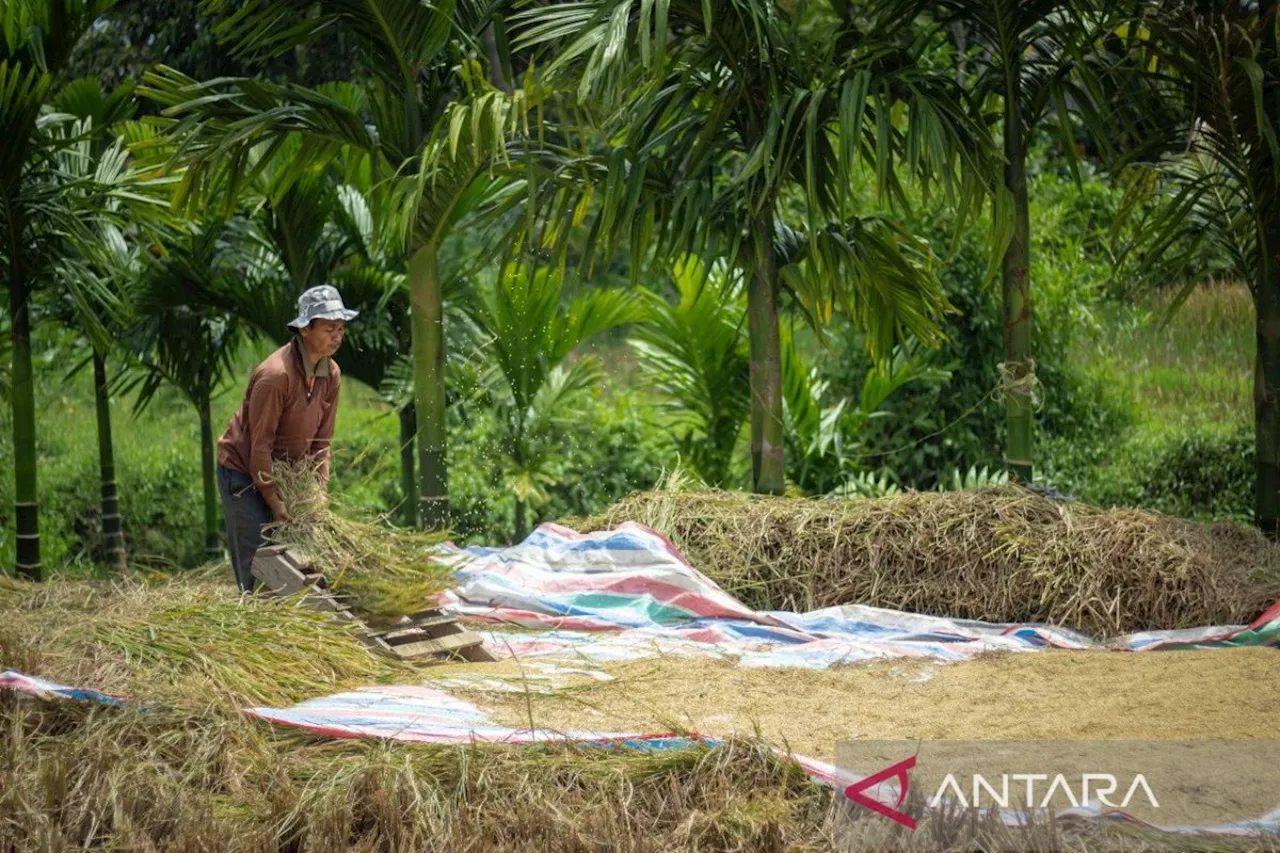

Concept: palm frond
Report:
left=629, top=255, right=749, bottom=486
left=138, top=66, right=378, bottom=215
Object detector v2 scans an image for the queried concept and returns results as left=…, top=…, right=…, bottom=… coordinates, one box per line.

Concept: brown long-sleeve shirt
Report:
left=216, top=339, right=340, bottom=507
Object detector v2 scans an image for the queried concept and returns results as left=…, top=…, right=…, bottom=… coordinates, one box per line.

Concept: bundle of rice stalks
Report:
left=576, top=485, right=1280, bottom=636
left=0, top=574, right=407, bottom=708
left=265, top=461, right=455, bottom=622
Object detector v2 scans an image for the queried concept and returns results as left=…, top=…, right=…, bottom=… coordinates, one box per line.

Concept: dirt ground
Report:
left=429, top=648, right=1280, bottom=763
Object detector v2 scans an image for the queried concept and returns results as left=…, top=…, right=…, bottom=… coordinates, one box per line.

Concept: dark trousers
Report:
left=217, top=464, right=272, bottom=592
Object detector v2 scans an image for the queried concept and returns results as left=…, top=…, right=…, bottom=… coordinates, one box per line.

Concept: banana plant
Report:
left=468, top=264, right=641, bottom=540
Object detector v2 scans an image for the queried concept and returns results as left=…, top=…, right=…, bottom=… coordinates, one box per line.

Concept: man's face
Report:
left=300, top=318, right=346, bottom=358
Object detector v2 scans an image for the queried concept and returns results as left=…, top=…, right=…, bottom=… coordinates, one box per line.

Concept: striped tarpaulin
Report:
left=433, top=522, right=1280, bottom=668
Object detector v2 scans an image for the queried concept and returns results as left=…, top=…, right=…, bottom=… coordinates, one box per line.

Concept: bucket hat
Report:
left=287, top=285, right=360, bottom=330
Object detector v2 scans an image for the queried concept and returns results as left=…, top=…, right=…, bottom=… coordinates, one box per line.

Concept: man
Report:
left=216, top=285, right=358, bottom=591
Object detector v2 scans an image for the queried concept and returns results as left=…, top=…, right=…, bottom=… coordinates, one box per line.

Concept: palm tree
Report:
left=511, top=0, right=992, bottom=495
left=138, top=0, right=524, bottom=530
left=47, top=79, right=149, bottom=573
left=1116, top=2, right=1280, bottom=536
left=874, top=0, right=1123, bottom=482
left=629, top=256, right=751, bottom=487
left=124, top=222, right=246, bottom=560
left=469, top=264, right=640, bottom=539
left=2, top=0, right=125, bottom=580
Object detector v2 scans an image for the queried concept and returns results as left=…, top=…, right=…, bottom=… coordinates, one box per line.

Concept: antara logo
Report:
left=928, top=773, right=1160, bottom=810
left=844, top=756, right=1163, bottom=832
left=843, top=756, right=918, bottom=830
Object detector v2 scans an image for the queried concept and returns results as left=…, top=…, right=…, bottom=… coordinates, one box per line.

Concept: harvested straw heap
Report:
left=0, top=572, right=408, bottom=708
left=578, top=484, right=1280, bottom=636
left=263, top=461, right=454, bottom=622
left=1, top=577, right=832, bottom=851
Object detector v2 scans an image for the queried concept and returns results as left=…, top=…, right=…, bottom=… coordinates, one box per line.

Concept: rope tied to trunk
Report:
left=997, top=358, right=1043, bottom=411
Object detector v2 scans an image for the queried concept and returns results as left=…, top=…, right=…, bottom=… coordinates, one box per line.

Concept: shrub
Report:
left=1044, top=422, right=1254, bottom=524
left=446, top=387, right=671, bottom=544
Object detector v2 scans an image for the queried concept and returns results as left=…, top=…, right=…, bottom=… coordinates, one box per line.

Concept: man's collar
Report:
left=293, top=336, right=331, bottom=379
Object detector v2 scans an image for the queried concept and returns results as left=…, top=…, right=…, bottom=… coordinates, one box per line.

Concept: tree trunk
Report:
left=513, top=427, right=527, bottom=543
left=514, top=498, right=527, bottom=544
left=482, top=19, right=513, bottom=93
left=1002, top=75, right=1034, bottom=484
left=198, top=396, right=221, bottom=560
left=8, top=249, right=40, bottom=580
left=398, top=403, right=418, bottom=527
left=1254, top=217, right=1280, bottom=537
left=409, top=243, right=449, bottom=530
left=93, top=350, right=126, bottom=572
left=747, top=211, right=785, bottom=494
left=952, top=22, right=969, bottom=87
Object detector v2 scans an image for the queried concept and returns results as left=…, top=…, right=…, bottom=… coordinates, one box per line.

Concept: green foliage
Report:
left=824, top=157, right=1126, bottom=489
left=629, top=257, right=750, bottom=488
left=447, top=390, right=670, bottom=544
left=67, top=0, right=361, bottom=96
left=936, top=465, right=1009, bottom=493
left=1045, top=423, right=1253, bottom=524
left=0, top=347, right=208, bottom=573
left=465, top=263, right=641, bottom=537
left=782, top=328, right=950, bottom=495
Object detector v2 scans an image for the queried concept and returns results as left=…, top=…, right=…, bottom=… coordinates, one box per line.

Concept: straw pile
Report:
left=1, top=573, right=837, bottom=850
left=573, top=485, right=1280, bottom=635
left=264, top=461, right=454, bottom=622
left=0, top=573, right=406, bottom=708
left=1, top=696, right=835, bottom=852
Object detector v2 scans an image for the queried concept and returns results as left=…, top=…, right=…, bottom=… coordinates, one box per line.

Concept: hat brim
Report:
left=288, top=308, right=360, bottom=329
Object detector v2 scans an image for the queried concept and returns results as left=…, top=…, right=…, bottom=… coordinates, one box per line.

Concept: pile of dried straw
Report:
left=1, top=574, right=832, bottom=851
left=577, top=485, right=1280, bottom=635
left=0, top=572, right=406, bottom=708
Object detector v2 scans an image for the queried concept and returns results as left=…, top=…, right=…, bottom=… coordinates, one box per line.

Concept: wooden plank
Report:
left=387, top=631, right=484, bottom=659
left=283, top=548, right=313, bottom=570
left=357, top=633, right=397, bottom=657
left=460, top=644, right=498, bottom=663
left=298, top=593, right=346, bottom=612
left=368, top=614, right=457, bottom=638
left=251, top=553, right=309, bottom=595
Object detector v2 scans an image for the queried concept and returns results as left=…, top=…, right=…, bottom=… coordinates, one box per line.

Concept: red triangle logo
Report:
left=844, top=755, right=918, bottom=830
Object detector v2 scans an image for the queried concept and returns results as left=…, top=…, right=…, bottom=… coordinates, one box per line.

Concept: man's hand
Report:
left=269, top=500, right=293, bottom=525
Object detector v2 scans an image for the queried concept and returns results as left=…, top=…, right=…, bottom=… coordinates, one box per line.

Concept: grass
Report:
left=1042, top=282, right=1257, bottom=522
left=1075, top=282, right=1254, bottom=427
